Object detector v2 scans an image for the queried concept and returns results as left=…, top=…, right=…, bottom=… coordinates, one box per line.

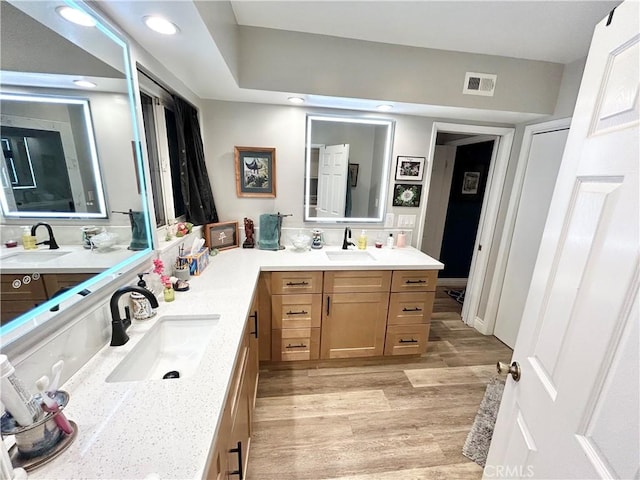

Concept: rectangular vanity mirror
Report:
left=1, top=93, right=106, bottom=218
left=0, top=0, right=152, bottom=342
left=304, top=114, right=395, bottom=223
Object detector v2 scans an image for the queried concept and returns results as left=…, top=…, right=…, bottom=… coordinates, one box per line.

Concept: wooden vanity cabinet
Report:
left=205, top=297, right=259, bottom=480
left=384, top=270, right=437, bottom=356
left=321, top=271, right=391, bottom=359
left=0, top=272, right=92, bottom=324
left=271, top=272, right=323, bottom=361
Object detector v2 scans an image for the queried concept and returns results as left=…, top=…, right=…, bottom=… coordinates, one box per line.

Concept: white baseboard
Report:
left=473, top=316, right=492, bottom=335
left=437, top=278, right=468, bottom=288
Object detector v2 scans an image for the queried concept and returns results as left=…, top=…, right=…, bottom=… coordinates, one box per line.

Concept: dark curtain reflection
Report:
left=172, top=96, right=219, bottom=225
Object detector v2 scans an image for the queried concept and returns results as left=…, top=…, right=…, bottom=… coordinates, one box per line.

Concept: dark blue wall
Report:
left=439, top=140, right=494, bottom=278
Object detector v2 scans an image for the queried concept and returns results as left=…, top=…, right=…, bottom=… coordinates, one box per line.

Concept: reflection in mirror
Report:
left=304, top=115, right=395, bottom=223
left=0, top=1, right=151, bottom=341
left=1, top=93, right=106, bottom=217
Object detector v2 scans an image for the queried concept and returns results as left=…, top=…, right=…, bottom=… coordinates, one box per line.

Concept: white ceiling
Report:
left=231, top=1, right=618, bottom=64
left=98, top=0, right=620, bottom=123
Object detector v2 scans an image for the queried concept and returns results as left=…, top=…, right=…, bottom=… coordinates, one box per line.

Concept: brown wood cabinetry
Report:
left=321, top=271, right=391, bottom=359
left=0, top=273, right=93, bottom=325
left=385, top=270, right=437, bottom=356
left=205, top=296, right=259, bottom=480
left=271, top=272, right=323, bottom=361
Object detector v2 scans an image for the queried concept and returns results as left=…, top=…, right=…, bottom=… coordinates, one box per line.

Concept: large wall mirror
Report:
left=0, top=1, right=152, bottom=342
left=304, top=114, right=395, bottom=223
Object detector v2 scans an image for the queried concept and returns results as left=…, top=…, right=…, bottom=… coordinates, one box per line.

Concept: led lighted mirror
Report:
left=304, top=114, right=395, bottom=223
left=0, top=0, right=152, bottom=344
left=1, top=93, right=107, bottom=218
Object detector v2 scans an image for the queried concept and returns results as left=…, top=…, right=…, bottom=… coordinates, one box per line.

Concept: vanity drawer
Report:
left=388, top=292, right=435, bottom=325
left=384, top=324, right=430, bottom=356
left=324, top=270, right=391, bottom=293
left=271, top=294, right=321, bottom=329
left=1, top=274, right=47, bottom=300
left=271, top=272, right=323, bottom=295
left=391, top=270, right=438, bottom=292
left=272, top=328, right=320, bottom=361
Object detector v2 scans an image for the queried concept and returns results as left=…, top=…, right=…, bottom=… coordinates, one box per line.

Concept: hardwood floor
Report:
left=247, top=286, right=512, bottom=480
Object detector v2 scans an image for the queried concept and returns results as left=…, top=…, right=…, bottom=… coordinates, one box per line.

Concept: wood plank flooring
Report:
left=247, top=286, right=512, bottom=480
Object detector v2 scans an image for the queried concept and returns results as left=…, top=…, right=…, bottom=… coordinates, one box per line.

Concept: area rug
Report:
left=462, top=376, right=506, bottom=467
left=445, top=288, right=465, bottom=304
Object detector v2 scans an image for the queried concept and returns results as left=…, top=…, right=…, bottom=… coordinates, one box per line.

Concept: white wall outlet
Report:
left=385, top=213, right=394, bottom=228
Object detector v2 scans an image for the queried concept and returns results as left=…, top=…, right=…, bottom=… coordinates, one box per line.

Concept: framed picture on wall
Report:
left=462, top=171, right=481, bottom=195
left=234, top=146, right=276, bottom=197
left=204, top=221, right=239, bottom=251
left=392, top=183, right=423, bottom=207
left=395, top=156, right=425, bottom=181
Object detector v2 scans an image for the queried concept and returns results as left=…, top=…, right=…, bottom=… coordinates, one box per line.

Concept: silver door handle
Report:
left=497, top=361, right=521, bottom=381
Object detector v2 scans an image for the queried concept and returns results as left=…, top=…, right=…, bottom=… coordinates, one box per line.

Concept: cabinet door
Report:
left=257, top=272, right=272, bottom=362
left=321, top=292, right=389, bottom=359
left=324, top=270, right=391, bottom=294
left=1, top=274, right=47, bottom=324
left=227, top=334, right=250, bottom=480
left=247, top=295, right=259, bottom=415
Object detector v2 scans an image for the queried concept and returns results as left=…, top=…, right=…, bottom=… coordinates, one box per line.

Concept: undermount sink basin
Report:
left=325, top=250, right=376, bottom=261
left=106, top=314, right=220, bottom=383
left=1, top=250, right=71, bottom=264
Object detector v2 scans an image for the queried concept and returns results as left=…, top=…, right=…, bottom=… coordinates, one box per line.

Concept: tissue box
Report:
left=179, top=247, right=209, bottom=276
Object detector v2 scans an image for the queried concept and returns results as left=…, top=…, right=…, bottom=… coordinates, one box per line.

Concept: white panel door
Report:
left=494, top=128, right=569, bottom=348
left=317, top=144, right=349, bottom=218
left=486, top=3, right=639, bottom=479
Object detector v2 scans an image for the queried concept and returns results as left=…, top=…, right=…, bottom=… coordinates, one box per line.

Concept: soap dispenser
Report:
left=21, top=227, right=36, bottom=250
left=358, top=230, right=367, bottom=250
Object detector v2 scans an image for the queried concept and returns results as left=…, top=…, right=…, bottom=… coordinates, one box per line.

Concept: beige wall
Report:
left=200, top=99, right=512, bottom=246
left=238, top=26, right=564, bottom=115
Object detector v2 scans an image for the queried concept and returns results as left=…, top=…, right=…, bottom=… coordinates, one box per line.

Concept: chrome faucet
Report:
left=342, top=227, right=355, bottom=250
left=110, top=286, right=158, bottom=346
left=31, top=222, right=59, bottom=250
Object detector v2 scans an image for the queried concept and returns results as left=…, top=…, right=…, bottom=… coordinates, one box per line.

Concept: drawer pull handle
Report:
left=402, top=307, right=423, bottom=312
left=399, top=338, right=418, bottom=344
left=229, top=441, right=243, bottom=479
left=286, top=281, right=309, bottom=286
left=249, top=311, right=258, bottom=338
left=287, top=310, right=308, bottom=315
left=286, top=343, right=308, bottom=349
left=405, top=279, right=427, bottom=284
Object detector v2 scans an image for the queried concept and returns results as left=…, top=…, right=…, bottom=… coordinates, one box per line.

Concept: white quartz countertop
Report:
left=27, top=246, right=442, bottom=479
left=0, top=245, right=136, bottom=274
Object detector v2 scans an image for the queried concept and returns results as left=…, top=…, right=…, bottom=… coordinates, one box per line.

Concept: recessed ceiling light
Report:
left=288, top=97, right=305, bottom=105
left=56, top=6, right=96, bottom=27
left=144, top=16, right=179, bottom=35
left=73, top=80, right=97, bottom=88
left=377, top=104, right=393, bottom=112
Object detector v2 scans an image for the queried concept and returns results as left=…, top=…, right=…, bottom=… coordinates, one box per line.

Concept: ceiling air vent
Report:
left=463, top=72, right=497, bottom=96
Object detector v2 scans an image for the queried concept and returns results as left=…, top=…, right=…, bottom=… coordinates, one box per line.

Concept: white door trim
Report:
left=477, top=117, right=572, bottom=335
left=417, top=122, right=515, bottom=328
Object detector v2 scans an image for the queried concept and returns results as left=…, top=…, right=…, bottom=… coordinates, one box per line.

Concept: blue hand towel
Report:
left=259, top=214, right=280, bottom=250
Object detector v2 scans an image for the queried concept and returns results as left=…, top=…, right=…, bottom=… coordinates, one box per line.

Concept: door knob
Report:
left=497, top=361, right=521, bottom=381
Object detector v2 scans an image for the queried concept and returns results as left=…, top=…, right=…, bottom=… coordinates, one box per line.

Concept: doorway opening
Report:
left=416, top=123, right=514, bottom=331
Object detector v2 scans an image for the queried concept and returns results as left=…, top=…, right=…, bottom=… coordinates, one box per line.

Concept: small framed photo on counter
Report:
left=204, top=221, right=240, bottom=251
